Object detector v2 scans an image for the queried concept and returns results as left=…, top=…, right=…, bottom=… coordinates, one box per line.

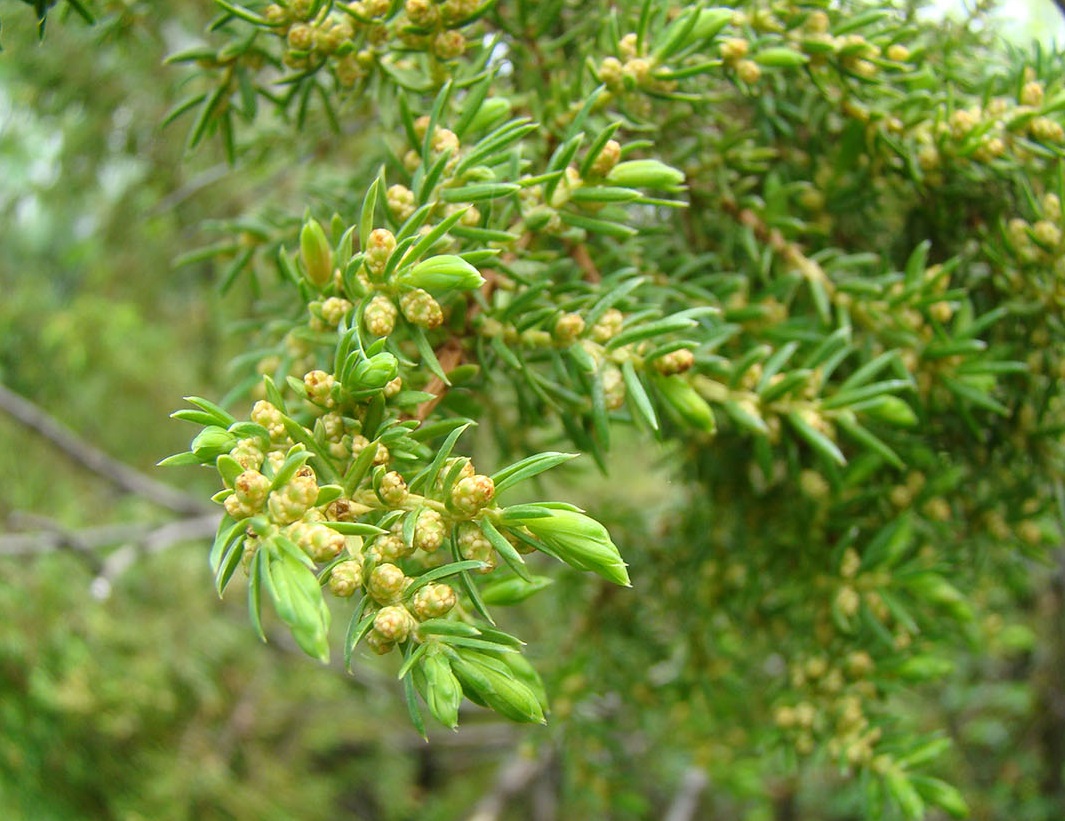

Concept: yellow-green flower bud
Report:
left=251, top=400, right=287, bottom=441
left=351, top=435, right=390, bottom=465
left=720, top=37, right=749, bottom=62
left=1020, top=80, right=1045, bottom=107
left=386, top=184, right=416, bottom=222
left=598, top=56, right=624, bottom=88
left=456, top=522, right=496, bottom=572
left=431, top=128, right=460, bottom=156
left=370, top=532, right=413, bottom=563
left=303, top=369, right=336, bottom=407
left=735, top=59, right=762, bottom=84
left=230, top=438, right=265, bottom=471
left=364, top=294, right=397, bottom=337
left=298, top=523, right=345, bottom=563
left=433, top=29, right=465, bottom=60
left=553, top=312, right=586, bottom=344
left=405, top=0, right=438, bottom=27
left=1033, top=219, right=1062, bottom=249
left=589, top=139, right=622, bottom=178
left=373, top=604, right=415, bottom=643
left=413, top=509, right=448, bottom=553
left=287, top=23, right=315, bottom=52
left=224, top=494, right=256, bottom=520
left=400, top=288, right=444, bottom=329
left=602, top=365, right=626, bottom=411
left=365, top=630, right=394, bottom=655
left=267, top=466, right=319, bottom=524
left=450, top=475, right=495, bottom=516
left=365, top=228, right=396, bottom=279
left=379, top=470, right=409, bottom=506
left=300, top=218, right=334, bottom=288
left=886, top=43, right=910, bottom=62
left=368, top=562, right=408, bottom=604
left=590, top=308, right=624, bottom=343
left=411, top=583, right=457, bottom=620
left=328, top=559, right=363, bottom=597
left=1030, top=117, right=1064, bottom=143
left=652, top=348, right=695, bottom=376
left=234, top=469, right=271, bottom=508
left=320, top=297, right=353, bottom=326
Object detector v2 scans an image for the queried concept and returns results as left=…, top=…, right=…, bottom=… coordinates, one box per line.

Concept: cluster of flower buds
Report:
left=260, top=0, right=485, bottom=86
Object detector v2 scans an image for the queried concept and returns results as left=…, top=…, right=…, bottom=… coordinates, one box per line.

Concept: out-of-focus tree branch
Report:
left=664, top=767, right=710, bottom=821
left=467, top=749, right=551, bottom=821
left=0, top=382, right=211, bottom=515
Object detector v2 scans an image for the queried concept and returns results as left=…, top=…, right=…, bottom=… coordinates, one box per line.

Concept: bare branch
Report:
left=467, top=749, right=550, bottom=821
left=0, top=382, right=211, bottom=515
left=0, top=512, right=218, bottom=599
left=664, top=767, right=709, bottom=821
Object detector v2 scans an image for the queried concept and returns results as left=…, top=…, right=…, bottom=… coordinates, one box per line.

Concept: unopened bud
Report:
left=350, top=351, right=400, bottom=393
left=508, top=509, right=629, bottom=586
left=652, top=348, right=695, bottom=376
left=368, top=563, right=408, bottom=604
left=379, top=471, right=409, bottom=506
left=386, top=184, right=416, bottom=222
left=553, top=312, right=586, bottom=344
left=303, top=369, right=336, bottom=406
left=300, top=218, right=334, bottom=288
left=233, top=470, right=271, bottom=508
left=607, top=159, right=685, bottom=190
left=328, top=559, right=363, bottom=597
left=411, top=583, right=457, bottom=619
left=399, top=254, right=485, bottom=293
left=413, top=509, right=448, bottom=553
left=364, top=294, right=398, bottom=337
left=374, top=604, right=415, bottom=643
left=364, top=228, right=396, bottom=278
left=590, top=139, right=621, bottom=178
left=400, top=288, right=444, bottom=329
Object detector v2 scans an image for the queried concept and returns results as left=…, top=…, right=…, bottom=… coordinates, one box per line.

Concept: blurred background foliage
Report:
left=1, top=1, right=1064, bottom=819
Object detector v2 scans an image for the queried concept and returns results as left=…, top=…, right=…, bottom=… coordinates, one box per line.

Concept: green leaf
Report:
left=359, top=176, right=381, bottom=251
left=403, top=669, right=428, bottom=740
left=787, top=411, right=846, bottom=466
left=491, top=452, right=579, bottom=495
left=622, top=361, right=659, bottom=431
left=403, top=560, right=487, bottom=599
left=247, top=548, right=266, bottom=641
left=477, top=518, right=531, bottom=581
left=344, top=600, right=373, bottom=672
left=263, top=540, right=331, bottom=662
left=409, top=422, right=473, bottom=493
left=480, top=574, right=554, bottom=605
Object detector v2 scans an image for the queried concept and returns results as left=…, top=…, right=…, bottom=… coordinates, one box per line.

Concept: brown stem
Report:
left=414, top=338, right=465, bottom=422
left=569, top=242, right=602, bottom=283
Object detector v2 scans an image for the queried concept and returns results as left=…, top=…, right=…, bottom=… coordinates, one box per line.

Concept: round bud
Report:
left=368, top=563, right=408, bottom=604
left=374, top=604, right=414, bottom=643
left=411, top=583, right=457, bottom=620
left=329, top=560, right=363, bottom=597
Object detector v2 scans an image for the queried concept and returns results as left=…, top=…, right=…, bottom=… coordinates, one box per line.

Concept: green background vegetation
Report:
left=1, top=1, right=1064, bottom=819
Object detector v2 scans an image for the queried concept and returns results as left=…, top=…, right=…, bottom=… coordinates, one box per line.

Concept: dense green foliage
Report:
left=3, top=1, right=1065, bottom=818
